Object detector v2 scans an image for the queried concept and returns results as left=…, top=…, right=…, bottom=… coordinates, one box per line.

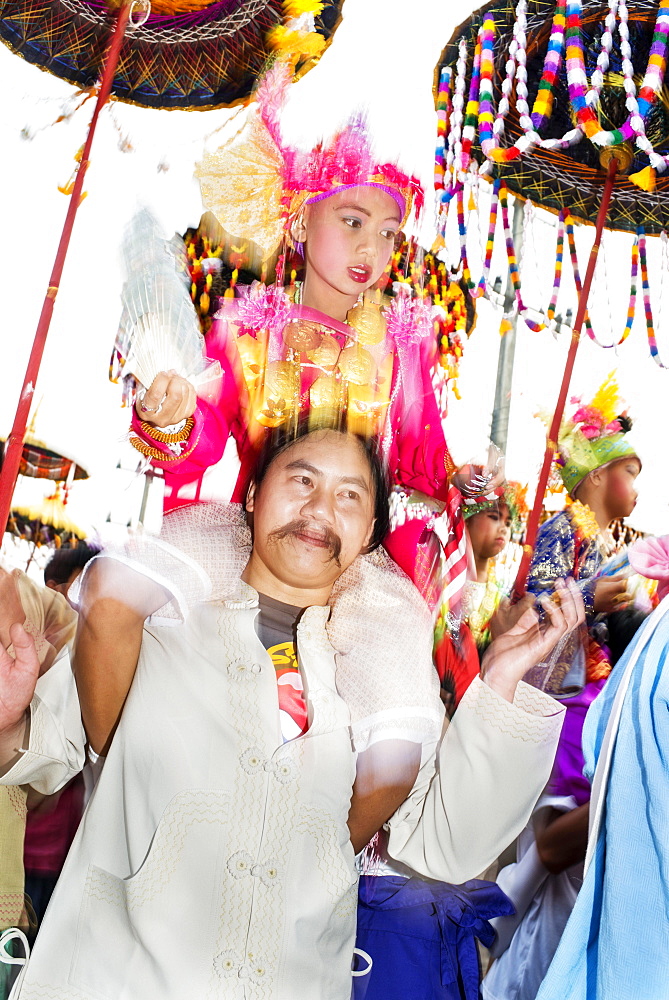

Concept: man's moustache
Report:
left=268, top=520, right=342, bottom=566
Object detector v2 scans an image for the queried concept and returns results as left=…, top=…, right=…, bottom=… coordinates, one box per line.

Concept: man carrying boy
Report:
left=0, top=426, right=581, bottom=1000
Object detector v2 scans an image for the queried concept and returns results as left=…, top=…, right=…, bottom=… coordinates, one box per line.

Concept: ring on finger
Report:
left=139, top=392, right=167, bottom=414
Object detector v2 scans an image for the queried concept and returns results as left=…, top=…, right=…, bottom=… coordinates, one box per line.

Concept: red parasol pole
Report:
left=0, top=0, right=132, bottom=533
left=512, top=153, right=620, bottom=600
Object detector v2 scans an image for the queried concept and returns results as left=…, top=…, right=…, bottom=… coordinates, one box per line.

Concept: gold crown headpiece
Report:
left=195, top=61, right=424, bottom=262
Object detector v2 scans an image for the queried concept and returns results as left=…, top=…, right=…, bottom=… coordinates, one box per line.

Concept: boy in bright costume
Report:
left=126, top=62, right=453, bottom=511
left=123, top=60, right=499, bottom=637
left=481, top=379, right=641, bottom=1000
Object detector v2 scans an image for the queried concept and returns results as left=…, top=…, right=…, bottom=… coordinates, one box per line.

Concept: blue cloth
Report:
left=537, top=605, right=669, bottom=1000
left=353, top=875, right=513, bottom=1000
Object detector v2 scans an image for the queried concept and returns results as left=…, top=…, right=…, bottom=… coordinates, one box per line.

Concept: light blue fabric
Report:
left=537, top=605, right=669, bottom=1000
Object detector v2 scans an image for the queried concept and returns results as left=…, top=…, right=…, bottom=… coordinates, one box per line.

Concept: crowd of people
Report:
left=0, top=56, right=667, bottom=1000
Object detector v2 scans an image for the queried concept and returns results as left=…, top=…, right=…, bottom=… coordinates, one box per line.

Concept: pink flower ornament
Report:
left=236, top=283, right=292, bottom=338
left=580, top=424, right=602, bottom=440
left=629, top=535, right=669, bottom=602
left=385, top=289, right=435, bottom=347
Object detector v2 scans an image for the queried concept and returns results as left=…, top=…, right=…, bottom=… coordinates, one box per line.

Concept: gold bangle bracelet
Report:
left=139, top=417, right=195, bottom=444
left=129, top=436, right=193, bottom=462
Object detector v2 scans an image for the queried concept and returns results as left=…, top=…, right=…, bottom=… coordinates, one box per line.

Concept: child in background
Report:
left=463, top=481, right=528, bottom=657
left=438, top=483, right=528, bottom=713
left=482, top=379, right=641, bottom=1000
left=525, top=376, right=640, bottom=694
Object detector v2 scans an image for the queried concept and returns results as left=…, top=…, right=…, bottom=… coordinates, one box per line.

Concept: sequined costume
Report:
left=130, top=292, right=455, bottom=513
left=526, top=506, right=607, bottom=697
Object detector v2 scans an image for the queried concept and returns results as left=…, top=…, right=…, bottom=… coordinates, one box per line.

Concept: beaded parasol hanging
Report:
left=435, top=0, right=669, bottom=235
left=0, top=0, right=345, bottom=110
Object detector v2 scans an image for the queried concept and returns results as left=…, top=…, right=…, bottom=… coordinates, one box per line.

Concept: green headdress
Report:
left=556, top=374, right=639, bottom=497
left=462, top=480, right=529, bottom=536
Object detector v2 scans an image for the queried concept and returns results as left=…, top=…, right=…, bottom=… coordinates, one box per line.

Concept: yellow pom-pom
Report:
left=629, top=165, right=656, bottom=192
left=499, top=318, right=512, bottom=336
left=283, top=0, right=324, bottom=15
left=267, top=24, right=325, bottom=59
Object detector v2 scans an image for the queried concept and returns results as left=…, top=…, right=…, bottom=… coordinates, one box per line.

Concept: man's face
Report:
left=246, top=431, right=376, bottom=597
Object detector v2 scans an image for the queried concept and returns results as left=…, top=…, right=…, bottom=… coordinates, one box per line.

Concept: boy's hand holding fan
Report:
left=113, top=208, right=221, bottom=424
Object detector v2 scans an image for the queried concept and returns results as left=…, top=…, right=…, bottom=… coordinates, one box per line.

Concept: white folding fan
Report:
left=113, top=208, right=220, bottom=400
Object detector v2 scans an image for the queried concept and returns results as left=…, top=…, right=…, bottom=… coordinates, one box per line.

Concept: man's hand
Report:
left=135, top=371, right=196, bottom=429
left=481, top=579, right=584, bottom=702
left=489, top=594, right=535, bottom=641
left=593, top=575, right=631, bottom=615
left=0, top=568, right=26, bottom=650
left=0, top=623, right=39, bottom=766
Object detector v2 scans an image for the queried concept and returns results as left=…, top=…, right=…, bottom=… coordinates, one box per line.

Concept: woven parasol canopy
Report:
left=0, top=435, right=88, bottom=482
left=0, top=0, right=345, bottom=110
left=435, top=0, right=669, bottom=234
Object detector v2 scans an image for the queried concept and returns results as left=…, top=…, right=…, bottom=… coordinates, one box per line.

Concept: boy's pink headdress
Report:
left=195, top=61, right=424, bottom=260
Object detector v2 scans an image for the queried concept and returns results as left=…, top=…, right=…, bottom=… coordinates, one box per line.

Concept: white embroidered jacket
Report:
left=1, top=511, right=565, bottom=1000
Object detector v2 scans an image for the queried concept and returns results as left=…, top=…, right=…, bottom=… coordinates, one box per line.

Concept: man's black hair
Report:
left=248, top=418, right=391, bottom=552
left=44, top=543, right=100, bottom=586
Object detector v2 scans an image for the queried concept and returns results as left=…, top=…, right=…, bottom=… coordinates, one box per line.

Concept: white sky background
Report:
left=0, top=0, right=668, bottom=549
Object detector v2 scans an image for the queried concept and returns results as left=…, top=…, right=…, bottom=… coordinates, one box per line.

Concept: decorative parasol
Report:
left=433, top=0, right=669, bottom=596
left=0, top=0, right=345, bottom=535
left=436, top=0, right=669, bottom=232
left=0, top=435, right=88, bottom=482
left=0, top=0, right=344, bottom=110
left=9, top=491, right=88, bottom=547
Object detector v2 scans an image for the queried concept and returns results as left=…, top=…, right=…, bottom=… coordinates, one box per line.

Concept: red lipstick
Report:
left=348, top=265, right=372, bottom=283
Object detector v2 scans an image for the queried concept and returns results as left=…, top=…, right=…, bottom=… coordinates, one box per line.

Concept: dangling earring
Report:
left=347, top=289, right=387, bottom=345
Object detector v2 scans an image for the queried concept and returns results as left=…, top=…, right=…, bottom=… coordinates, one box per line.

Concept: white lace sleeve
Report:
left=328, top=546, right=444, bottom=753
left=69, top=503, right=252, bottom=624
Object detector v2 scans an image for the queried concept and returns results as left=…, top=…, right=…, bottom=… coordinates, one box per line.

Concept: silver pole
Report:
left=490, top=196, right=524, bottom=453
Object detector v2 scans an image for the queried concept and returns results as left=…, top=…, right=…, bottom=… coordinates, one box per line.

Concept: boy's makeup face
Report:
left=602, top=457, right=641, bottom=519
left=300, top=186, right=401, bottom=316
left=465, top=504, right=512, bottom=561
